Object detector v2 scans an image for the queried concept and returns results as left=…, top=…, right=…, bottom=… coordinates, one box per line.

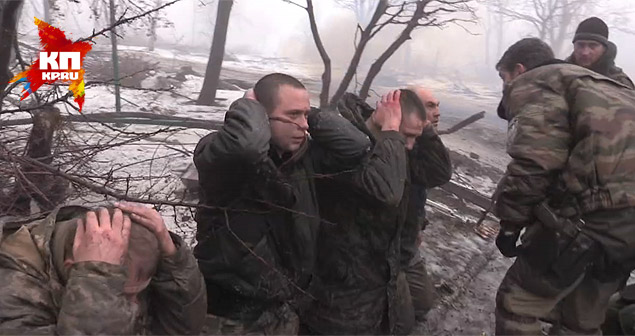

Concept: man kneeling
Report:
left=0, top=203, right=206, bottom=335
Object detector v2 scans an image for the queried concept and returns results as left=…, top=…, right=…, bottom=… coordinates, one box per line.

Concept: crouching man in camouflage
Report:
left=0, top=203, right=207, bottom=334
left=494, top=37, right=635, bottom=335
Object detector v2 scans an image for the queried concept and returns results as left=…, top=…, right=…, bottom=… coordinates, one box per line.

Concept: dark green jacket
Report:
left=193, top=98, right=371, bottom=321
left=303, top=93, right=418, bottom=335
left=0, top=206, right=206, bottom=335
left=402, top=125, right=452, bottom=266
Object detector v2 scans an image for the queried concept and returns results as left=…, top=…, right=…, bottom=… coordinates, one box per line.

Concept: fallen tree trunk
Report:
left=1, top=112, right=224, bottom=130
left=439, top=181, right=492, bottom=210
left=438, top=111, right=486, bottom=135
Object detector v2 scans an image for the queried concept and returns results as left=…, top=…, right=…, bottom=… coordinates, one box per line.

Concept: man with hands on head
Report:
left=0, top=203, right=206, bottom=335
left=303, top=89, right=427, bottom=335
left=401, top=86, right=452, bottom=322
left=193, top=73, right=371, bottom=334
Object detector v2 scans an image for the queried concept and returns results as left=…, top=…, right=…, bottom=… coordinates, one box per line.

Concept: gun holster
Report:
left=524, top=202, right=601, bottom=288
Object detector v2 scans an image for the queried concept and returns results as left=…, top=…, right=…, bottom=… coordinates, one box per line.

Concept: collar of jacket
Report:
left=566, top=40, right=618, bottom=77
left=336, top=92, right=376, bottom=142
left=270, top=138, right=309, bottom=170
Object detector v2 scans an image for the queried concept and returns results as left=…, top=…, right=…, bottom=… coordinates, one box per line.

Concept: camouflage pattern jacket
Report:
left=193, top=98, right=371, bottom=322
left=0, top=206, right=207, bottom=335
left=496, top=62, right=635, bottom=263
left=566, top=41, right=635, bottom=89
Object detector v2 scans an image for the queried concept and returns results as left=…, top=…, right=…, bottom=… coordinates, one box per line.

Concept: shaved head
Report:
left=409, top=86, right=441, bottom=129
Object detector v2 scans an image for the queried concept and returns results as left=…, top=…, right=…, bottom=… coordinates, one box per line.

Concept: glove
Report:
left=496, top=228, right=521, bottom=258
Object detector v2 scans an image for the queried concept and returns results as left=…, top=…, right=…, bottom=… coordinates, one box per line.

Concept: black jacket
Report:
left=192, top=98, right=371, bottom=321
left=304, top=93, right=413, bottom=334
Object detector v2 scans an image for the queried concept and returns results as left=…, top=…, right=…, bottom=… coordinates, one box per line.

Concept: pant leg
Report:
left=559, top=273, right=624, bottom=334
left=495, top=256, right=583, bottom=336
left=393, top=271, right=416, bottom=335
left=405, top=258, right=435, bottom=322
left=602, top=291, right=627, bottom=335
left=208, top=304, right=300, bottom=335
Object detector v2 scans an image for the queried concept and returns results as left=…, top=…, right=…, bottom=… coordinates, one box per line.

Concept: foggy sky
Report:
left=16, top=0, right=635, bottom=89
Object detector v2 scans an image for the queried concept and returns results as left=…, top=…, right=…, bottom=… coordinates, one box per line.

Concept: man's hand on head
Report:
left=115, top=202, right=177, bottom=257
left=372, top=90, right=402, bottom=132
left=72, top=208, right=131, bottom=265
left=244, top=88, right=256, bottom=100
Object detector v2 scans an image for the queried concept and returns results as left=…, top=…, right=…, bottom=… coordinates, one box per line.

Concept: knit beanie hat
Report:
left=573, top=17, right=609, bottom=46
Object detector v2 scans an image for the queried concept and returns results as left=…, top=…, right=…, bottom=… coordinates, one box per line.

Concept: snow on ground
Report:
left=426, top=252, right=513, bottom=335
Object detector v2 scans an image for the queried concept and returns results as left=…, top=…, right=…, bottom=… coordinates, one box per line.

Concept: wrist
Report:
left=159, top=231, right=177, bottom=257
left=381, top=123, right=400, bottom=132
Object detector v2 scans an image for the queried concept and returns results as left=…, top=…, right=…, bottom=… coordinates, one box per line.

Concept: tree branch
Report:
left=78, top=0, right=181, bottom=43
left=281, top=0, right=307, bottom=10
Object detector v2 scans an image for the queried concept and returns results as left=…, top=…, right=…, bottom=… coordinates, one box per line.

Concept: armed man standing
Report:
left=494, top=37, right=635, bottom=335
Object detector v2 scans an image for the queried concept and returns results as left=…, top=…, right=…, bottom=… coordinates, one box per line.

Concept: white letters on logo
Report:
left=59, top=52, right=80, bottom=70
left=40, top=52, right=81, bottom=81
left=40, top=52, right=59, bottom=70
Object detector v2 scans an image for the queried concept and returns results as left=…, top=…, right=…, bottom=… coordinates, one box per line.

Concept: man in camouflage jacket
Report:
left=0, top=203, right=206, bottom=335
left=494, top=37, right=635, bottom=335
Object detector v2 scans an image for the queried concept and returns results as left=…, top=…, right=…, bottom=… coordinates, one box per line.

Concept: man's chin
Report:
left=284, top=143, right=302, bottom=154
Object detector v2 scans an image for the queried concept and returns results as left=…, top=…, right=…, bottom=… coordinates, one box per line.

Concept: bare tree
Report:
left=42, top=0, right=51, bottom=22
left=0, top=0, right=24, bottom=100
left=493, top=0, right=597, bottom=56
left=285, top=0, right=476, bottom=106
left=284, top=0, right=332, bottom=108
left=1, top=1, right=183, bottom=215
left=147, top=0, right=161, bottom=51
left=358, top=0, right=476, bottom=100
left=482, top=0, right=508, bottom=67
left=197, top=0, right=233, bottom=106
left=108, top=0, right=122, bottom=113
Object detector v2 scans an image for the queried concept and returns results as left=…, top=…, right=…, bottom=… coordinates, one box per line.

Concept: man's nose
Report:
left=298, top=116, right=309, bottom=131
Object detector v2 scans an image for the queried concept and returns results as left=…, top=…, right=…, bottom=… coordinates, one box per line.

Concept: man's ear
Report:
left=514, top=63, right=527, bottom=76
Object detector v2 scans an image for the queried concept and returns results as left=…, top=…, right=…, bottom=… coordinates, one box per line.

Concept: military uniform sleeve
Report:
left=409, top=125, right=452, bottom=188
left=194, top=98, right=294, bottom=208
left=494, top=81, right=571, bottom=226
left=193, top=98, right=271, bottom=171
left=0, top=259, right=137, bottom=335
left=148, top=233, right=207, bottom=335
left=308, top=110, right=371, bottom=172
left=347, top=131, right=408, bottom=207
